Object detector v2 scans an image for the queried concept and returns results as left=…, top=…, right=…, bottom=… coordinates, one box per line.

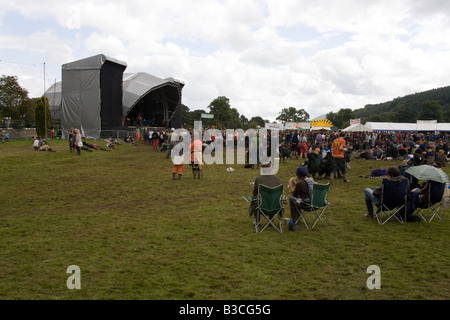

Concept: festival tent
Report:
left=365, top=121, right=450, bottom=132
left=122, top=72, right=184, bottom=129
left=44, top=81, right=62, bottom=121
left=310, top=126, right=331, bottom=131
left=61, top=54, right=127, bottom=139
left=437, top=123, right=450, bottom=131
left=342, top=123, right=372, bottom=132
left=365, top=122, right=417, bottom=132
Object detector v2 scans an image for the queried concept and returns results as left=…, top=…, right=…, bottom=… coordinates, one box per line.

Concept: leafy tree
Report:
left=326, top=108, right=355, bottom=128
left=418, top=100, right=443, bottom=122
left=239, top=115, right=249, bottom=129
left=337, top=108, right=355, bottom=127
left=229, top=107, right=241, bottom=129
left=248, top=116, right=267, bottom=127
left=381, top=111, right=398, bottom=122
left=0, top=75, right=31, bottom=120
left=208, top=96, right=232, bottom=129
left=35, top=96, right=51, bottom=137
left=276, top=107, right=309, bottom=123
left=396, top=101, right=418, bottom=123
left=443, top=103, right=450, bottom=122
left=326, top=111, right=338, bottom=127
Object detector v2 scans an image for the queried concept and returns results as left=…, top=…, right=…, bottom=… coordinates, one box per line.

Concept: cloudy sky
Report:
left=1, top=0, right=449, bottom=122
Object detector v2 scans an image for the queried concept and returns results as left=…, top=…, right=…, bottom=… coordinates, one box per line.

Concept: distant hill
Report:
left=353, top=85, right=450, bottom=123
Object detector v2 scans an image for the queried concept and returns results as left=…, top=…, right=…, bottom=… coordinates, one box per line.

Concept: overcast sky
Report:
left=1, top=0, right=449, bottom=122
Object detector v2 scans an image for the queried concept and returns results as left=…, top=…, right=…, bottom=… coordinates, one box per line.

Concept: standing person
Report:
left=316, top=131, right=323, bottom=148
left=299, top=132, right=309, bottom=159
left=190, top=132, right=203, bottom=179
left=172, top=136, right=185, bottom=180
left=166, top=128, right=175, bottom=159
left=74, top=129, right=83, bottom=156
left=68, top=128, right=75, bottom=153
left=152, top=130, right=159, bottom=151
left=51, top=128, right=55, bottom=140
left=1, top=130, right=5, bottom=144
left=291, top=130, right=299, bottom=159
left=330, top=131, right=350, bottom=184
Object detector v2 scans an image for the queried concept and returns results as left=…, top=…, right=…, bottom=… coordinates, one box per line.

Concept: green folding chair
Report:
left=292, top=183, right=330, bottom=229
left=254, top=184, right=285, bottom=233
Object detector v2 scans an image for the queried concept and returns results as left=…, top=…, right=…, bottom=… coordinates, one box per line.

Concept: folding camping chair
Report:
left=403, top=172, right=419, bottom=190
left=291, top=183, right=330, bottom=230
left=374, top=179, right=408, bottom=225
left=307, top=156, right=322, bottom=179
left=254, top=184, right=285, bottom=233
left=414, top=181, right=446, bottom=222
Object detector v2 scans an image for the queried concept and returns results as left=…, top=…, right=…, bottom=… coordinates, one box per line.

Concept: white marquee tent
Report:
left=342, top=123, right=372, bottom=132
left=363, top=121, right=450, bottom=132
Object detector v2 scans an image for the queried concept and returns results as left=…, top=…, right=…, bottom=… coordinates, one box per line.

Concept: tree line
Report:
left=1, top=75, right=449, bottom=134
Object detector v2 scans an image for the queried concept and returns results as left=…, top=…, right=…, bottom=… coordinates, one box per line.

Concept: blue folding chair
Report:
left=375, top=179, right=408, bottom=225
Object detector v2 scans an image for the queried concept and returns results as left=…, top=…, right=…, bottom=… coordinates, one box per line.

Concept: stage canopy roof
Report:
left=122, top=72, right=184, bottom=128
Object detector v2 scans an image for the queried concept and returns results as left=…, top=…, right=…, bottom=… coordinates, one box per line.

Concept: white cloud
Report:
left=0, top=0, right=449, bottom=122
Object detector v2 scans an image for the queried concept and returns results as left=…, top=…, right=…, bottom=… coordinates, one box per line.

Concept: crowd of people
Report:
left=246, top=129, right=450, bottom=231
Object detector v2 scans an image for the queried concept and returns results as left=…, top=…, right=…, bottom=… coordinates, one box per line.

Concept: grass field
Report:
left=0, top=139, right=449, bottom=300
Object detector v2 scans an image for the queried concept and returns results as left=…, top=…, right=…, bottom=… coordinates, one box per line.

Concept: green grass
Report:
left=0, top=139, right=449, bottom=300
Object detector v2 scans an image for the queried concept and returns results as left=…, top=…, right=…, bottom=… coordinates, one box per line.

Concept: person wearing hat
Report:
left=435, top=149, right=447, bottom=168
left=287, top=166, right=310, bottom=231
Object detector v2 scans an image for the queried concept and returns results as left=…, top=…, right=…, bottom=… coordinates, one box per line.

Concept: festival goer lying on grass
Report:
left=82, top=140, right=111, bottom=151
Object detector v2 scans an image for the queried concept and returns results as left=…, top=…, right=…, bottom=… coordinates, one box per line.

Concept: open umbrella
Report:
left=402, top=140, right=416, bottom=147
left=405, top=165, right=449, bottom=183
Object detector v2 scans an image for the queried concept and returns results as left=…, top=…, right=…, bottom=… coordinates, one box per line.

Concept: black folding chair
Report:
left=375, top=179, right=408, bottom=225
left=414, top=181, right=446, bottom=222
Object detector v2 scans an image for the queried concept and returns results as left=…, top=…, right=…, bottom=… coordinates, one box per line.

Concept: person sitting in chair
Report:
left=363, top=167, right=409, bottom=218
left=249, top=162, right=281, bottom=217
left=305, top=148, right=322, bottom=179
left=287, top=166, right=310, bottom=231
